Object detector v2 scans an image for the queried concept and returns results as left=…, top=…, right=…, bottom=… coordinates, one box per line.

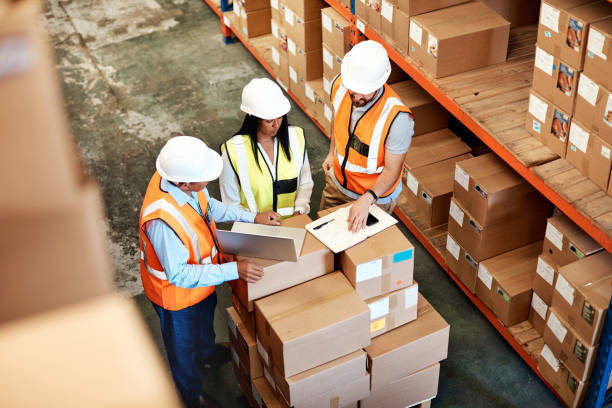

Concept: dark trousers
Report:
left=152, top=292, right=217, bottom=403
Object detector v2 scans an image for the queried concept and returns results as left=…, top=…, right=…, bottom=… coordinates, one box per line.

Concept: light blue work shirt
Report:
left=144, top=178, right=256, bottom=289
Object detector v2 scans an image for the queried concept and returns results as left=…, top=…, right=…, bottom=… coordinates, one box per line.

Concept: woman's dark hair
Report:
left=234, top=114, right=291, bottom=170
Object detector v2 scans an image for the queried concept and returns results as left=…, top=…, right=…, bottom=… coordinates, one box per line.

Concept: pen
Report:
left=313, top=220, right=332, bottom=230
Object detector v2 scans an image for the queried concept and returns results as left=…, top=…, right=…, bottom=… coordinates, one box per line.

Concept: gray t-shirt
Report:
left=349, top=87, right=414, bottom=154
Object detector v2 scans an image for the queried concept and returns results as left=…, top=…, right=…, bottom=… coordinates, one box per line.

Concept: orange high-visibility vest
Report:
left=139, top=172, right=220, bottom=311
left=331, top=75, right=413, bottom=197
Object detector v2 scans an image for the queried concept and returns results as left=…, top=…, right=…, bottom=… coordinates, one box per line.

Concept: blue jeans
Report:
left=152, top=292, right=217, bottom=402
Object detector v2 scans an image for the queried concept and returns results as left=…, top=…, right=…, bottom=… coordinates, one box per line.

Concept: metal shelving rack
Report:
left=201, top=0, right=612, bottom=405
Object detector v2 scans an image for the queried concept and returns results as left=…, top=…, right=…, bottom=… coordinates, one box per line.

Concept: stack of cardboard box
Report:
left=527, top=0, right=612, bottom=193
left=0, top=2, right=181, bottom=406
left=234, top=0, right=272, bottom=39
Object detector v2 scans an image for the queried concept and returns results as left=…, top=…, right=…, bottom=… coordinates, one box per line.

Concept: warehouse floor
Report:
left=44, top=0, right=563, bottom=406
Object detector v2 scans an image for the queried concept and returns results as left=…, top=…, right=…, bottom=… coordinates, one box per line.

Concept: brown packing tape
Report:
left=267, top=287, right=354, bottom=323
left=330, top=396, right=340, bottom=408
left=381, top=273, right=391, bottom=294
left=389, top=291, right=399, bottom=309
left=381, top=254, right=391, bottom=270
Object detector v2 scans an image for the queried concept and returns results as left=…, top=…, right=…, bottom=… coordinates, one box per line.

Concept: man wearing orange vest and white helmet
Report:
left=139, top=136, right=279, bottom=408
left=321, top=40, right=414, bottom=232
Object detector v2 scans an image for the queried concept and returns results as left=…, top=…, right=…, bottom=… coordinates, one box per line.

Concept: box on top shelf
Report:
left=551, top=250, right=612, bottom=347
left=526, top=89, right=572, bottom=158
left=537, top=0, right=612, bottom=70
left=229, top=214, right=334, bottom=312
left=254, top=272, right=370, bottom=378
left=475, top=241, right=541, bottom=327
left=409, top=1, right=510, bottom=79
left=285, top=0, right=325, bottom=21
left=397, top=0, right=469, bottom=17
left=482, top=0, right=540, bottom=28
left=532, top=45, right=581, bottom=114
left=321, top=7, right=350, bottom=56
left=393, top=8, right=410, bottom=56
left=529, top=291, right=551, bottom=336
left=566, top=118, right=612, bottom=191
left=241, top=8, right=272, bottom=38
left=444, top=232, right=486, bottom=294
left=575, top=73, right=612, bottom=145
left=538, top=344, right=588, bottom=408
left=380, top=0, right=399, bottom=46
left=453, top=153, right=550, bottom=227
left=366, top=293, right=449, bottom=390
left=367, top=283, right=419, bottom=338
left=583, top=16, right=612, bottom=91
left=389, top=80, right=449, bottom=136
left=227, top=307, right=263, bottom=381
left=240, top=0, right=271, bottom=12
left=403, top=128, right=471, bottom=171
left=542, top=212, right=603, bottom=267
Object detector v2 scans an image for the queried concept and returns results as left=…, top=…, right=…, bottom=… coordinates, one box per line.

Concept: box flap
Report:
left=404, top=128, right=471, bottom=170
left=481, top=241, right=542, bottom=296
left=559, top=251, right=612, bottom=310
left=414, top=153, right=473, bottom=196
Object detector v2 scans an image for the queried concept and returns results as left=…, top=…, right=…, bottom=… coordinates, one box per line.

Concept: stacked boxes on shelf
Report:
left=234, top=0, right=272, bottom=38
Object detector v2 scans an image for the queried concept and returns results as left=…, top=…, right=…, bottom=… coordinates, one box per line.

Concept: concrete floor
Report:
left=44, top=0, right=563, bottom=406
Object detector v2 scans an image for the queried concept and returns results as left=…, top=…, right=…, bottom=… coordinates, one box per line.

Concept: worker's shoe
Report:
left=186, top=393, right=220, bottom=408
left=198, top=342, right=231, bottom=370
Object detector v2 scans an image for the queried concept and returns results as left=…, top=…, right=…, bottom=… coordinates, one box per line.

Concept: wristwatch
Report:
left=365, top=189, right=378, bottom=202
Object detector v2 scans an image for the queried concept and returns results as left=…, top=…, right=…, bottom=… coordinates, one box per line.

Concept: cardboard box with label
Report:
left=408, top=2, right=510, bottom=78
left=322, top=43, right=342, bottom=80
left=360, top=363, right=440, bottom=408
left=241, top=8, right=272, bottom=38
left=551, top=250, right=612, bottom=346
left=532, top=45, right=581, bottom=114
left=389, top=80, right=449, bottom=136
left=444, top=233, right=486, bottom=293
left=403, top=128, right=471, bottom=171
left=287, top=41, right=322, bottom=81
left=542, top=213, right=603, bottom=267
left=397, top=0, right=469, bottom=17
left=583, top=17, right=612, bottom=91
left=240, top=0, right=271, bottom=12
left=393, top=8, right=411, bottom=55
left=533, top=254, right=561, bottom=306
left=566, top=119, right=612, bottom=190
left=365, top=0, right=382, bottom=34
left=482, top=0, right=540, bottom=28
left=227, top=307, right=263, bottom=381
left=526, top=89, right=572, bottom=158
left=380, top=0, right=398, bottom=45
left=284, top=7, right=322, bottom=52
left=575, top=73, right=612, bottom=145
left=254, top=272, right=370, bottom=377
left=272, top=350, right=369, bottom=408
left=543, top=308, right=599, bottom=381
left=285, top=0, right=325, bottom=21
left=453, top=153, right=550, bottom=227
left=366, top=293, right=449, bottom=390
left=475, top=242, right=541, bottom=327
left=230, top=215, right=334, bottom=312
left=321, top=7, right=350, bottom=56
left=538, top=344, right=588, bottom=408
left=447, top=197, right=547, bottom=261
left=367, top=283, right=419, bottom=338
left=529, top=291, right=551, bottom=336
left=537, top=0, right=612, bottom=70
left=289, top=66, right=307, bottom=104
left=271, top=0, right=281, bottom=21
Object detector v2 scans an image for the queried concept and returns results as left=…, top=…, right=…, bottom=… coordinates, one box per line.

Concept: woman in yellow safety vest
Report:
left=220, top=78, right=313, bottom=218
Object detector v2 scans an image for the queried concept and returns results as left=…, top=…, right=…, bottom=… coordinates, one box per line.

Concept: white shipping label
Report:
left=449, top=200, right=464, bottom=227
left=323, top=47, right=333, bottom=68
left=323, top=13, right=333, bottom=32
left=541, top=344, right=560, bottom=372
left=535, top=47, right=554, bottom=76
left=287, top=38, right=296, bottom=56
left=381, top=0, right=393, bottom=22
left=545, top=222, right=564, bottom=251
left=324, top=77, right=332, bottom=95
left=406, top=172, right=419, bottom=195
left=356, top=19, right=365, bottom=33
left=256, top=337, right=269, bottom=365
left=578, top=74, right=599, bottom=107
left=356, top=258, right=383, bottom=282
left=227, top=313, right=237, bottom=338
left=241, top=8, right=246, bottom=18
left=477, top=264, right=493, bottom=290
left=454, top=164, right=469, bottom=191
left=409, top=21, right=422, bottom=46
left=369, top=297, right=390, bottom=320
left=537, top=256, right=555, bottom=286
left=305, top=84, right=315, bottom=102
left=324, top=104, right=332, bottom=121
left=569, top=122, right=590, bottom=153
left=555, top=274, right=575, bottom=306
left=587, top=28, right=607, bottom=60
left=529, top=93, right=549, bottom=123
left=540, top=3, right=560, bottom=33
left=404, top=284, right=418, bottom=308
left=284, top=7, right=294, bottom=26
left=547, top=312, right=568, bottom=343
left=446, top=234, right=460, bottom=261
left=223, top=15, right=230, bottom=27
left=252, top=382, right=263, bottom=408
left=289, top=67, right=297, bottom=83
left=603, top=146, right=611, bottom=160
left=271, top=0, right=279, bottom=9
left=271, top=47, right=280, bottom=65
left=531, top=292, right=548, bottom=320
left=271, top=20, right=279, bottom=38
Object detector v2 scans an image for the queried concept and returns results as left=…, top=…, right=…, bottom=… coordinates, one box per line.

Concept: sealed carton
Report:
left=533, top=254, right=561, bottom=305
left=277, top=374, right=369, bottom=408
left=447, top=197, right=547, bottom=261
left=321, top=7, right=350, bottom=56
left=393, top=9, right=410, bottom=55
left=403, top=128, right=471, bottom=171
left=537, top=0, right=612, bottom=69
left=475, top=242, right=541, bottom=327
left=482, top=0, right=540, bottom=28
left=409, top=2, right=510, bottom=78
left=355, top=0, right=369, bottom=30
left=288, top=42, right=322, bottom=81
left=526, top=89, right=572, bottom=158
left=389, top=80, right=449, bottom=136
left=574, top=73, right=612, bottom=144
left=361, top=363, right=440, bottom=408
left=543, top=308, right=599, bottom=381
left=367, top=283, right=419, bottom=338
left=322, top=43, right=342, bottom=80
left=397, top=0, right=469, bottom=16
left=271, top=0, right=281, bottom=21
left=532, top=45, right=581, bottom=114
left=284, top=0, right=325, bottom=21
left=284, top=7, right=322, bottom=52
left=380, top=0, right=398, bottom=45
left=566, top=119, right=612, bottom=190
left=453, top=153, right=550, bottom=226
left=0, top=295, right=182, bottom=407
left=551, top=250, right=612, bottom=346
left=444, top=233, right=485, bottom=293
left=230, top=214, right=334, bottom=311
left=366, top=293, right=449, bottom=390
left=365, top=0, right=382, bottom=34
left=241, top=8, right=272, bottom=38
left=583, top=17, right=612, bottom=91
left=529, top=291, right=551, bottom=336
left=542, top=213, right=602, bottom=266
left=255, top=272, right=370, bottom=377
left=538, top=344, right=588, bottom=408
left=240, top=0, right=271, bottom=12
left=227, top=307, right=263, bottom=381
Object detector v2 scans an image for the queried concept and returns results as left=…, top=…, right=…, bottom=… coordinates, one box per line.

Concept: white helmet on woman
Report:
left=240, top=78, right=291, bottom=120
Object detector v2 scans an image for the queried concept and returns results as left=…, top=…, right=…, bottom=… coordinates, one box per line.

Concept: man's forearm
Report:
left=369, top=152, right=406, bottom=198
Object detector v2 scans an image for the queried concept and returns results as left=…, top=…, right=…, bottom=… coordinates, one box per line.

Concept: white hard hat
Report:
left=156, top=136, right=222, bottom=183
left=240, top=78, right=291, bottom=120
left=341, top=41, right=391, bottom=94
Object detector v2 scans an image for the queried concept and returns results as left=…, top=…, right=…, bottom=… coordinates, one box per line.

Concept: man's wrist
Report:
left=364, top=189, right=377, bottom=204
